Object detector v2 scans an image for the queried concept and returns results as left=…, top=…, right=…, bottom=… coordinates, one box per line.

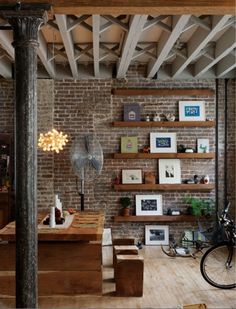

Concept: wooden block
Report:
left=112, top=238, right=135, bottom=245
left=113, top=245, right=138, bottom=266
left=0, top=241, right=102, bottom=271
left=0, top=270, right=103, bottom=296
left=116, top=255, right=144, bottom=297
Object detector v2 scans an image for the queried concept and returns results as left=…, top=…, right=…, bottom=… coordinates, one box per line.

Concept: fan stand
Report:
left=80, top=178, right=85, bottom=211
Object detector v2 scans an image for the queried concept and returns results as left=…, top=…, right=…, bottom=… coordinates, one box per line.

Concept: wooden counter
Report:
left=0, top=211, right=104, bottom=296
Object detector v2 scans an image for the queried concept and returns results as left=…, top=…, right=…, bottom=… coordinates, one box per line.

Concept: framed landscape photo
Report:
left=179, top=101, right=205, bottom=121
left=135, top=194, right=163, bottom=216
left=145, top=225, right=169, bottom=245
left=121, top=136, right=138, bottom=153
left=123, top=103, right=141, bottom=121
left=122, top=169, right=142, bottom=184
left=197, top=139, right=209, bottom=153
left=158, top=159, right=181, bottom=184
left=150, top=132, right=177, bottom=153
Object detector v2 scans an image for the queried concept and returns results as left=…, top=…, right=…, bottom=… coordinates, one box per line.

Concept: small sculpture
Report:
left=165, top=113, right=175, bottom=121
left=153, top=113, right=161, bottom=122
left=145, top=115, right=150, bottom=122
left=141, top=145, right=150, bottom=153
left=177, top=144, right=186, bottom=153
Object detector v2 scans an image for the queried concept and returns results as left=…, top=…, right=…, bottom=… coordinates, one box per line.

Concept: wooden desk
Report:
left=0, top=211, right=104, bottom=296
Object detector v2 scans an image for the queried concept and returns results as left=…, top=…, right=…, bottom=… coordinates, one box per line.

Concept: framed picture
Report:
left=158, top=159, right=181, bottom=184
left=197, top=139, right=209, bottom=153
left=121, top=136, right=138, bottom=153
left=122, top=169, right=142, bottom=184
left=123, top=104, right=141, bottom=121
left=135, top=194, right=163, bottom=216
left=179, top=101, right=205, bottom=121
left=145, top=225, right=169, bottom=245
left=150, top=132, right=177, bottom=153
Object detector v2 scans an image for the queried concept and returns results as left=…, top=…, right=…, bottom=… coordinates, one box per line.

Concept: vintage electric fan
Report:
left=70, top=134, right=103, bottom=211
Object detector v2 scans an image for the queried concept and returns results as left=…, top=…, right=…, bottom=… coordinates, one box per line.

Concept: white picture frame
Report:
left=135, top=194, right=163, bottom=216
left=197, top=139, right=209, bottom=153
left=145, top=225, right=169, bottom=245
left=158, top=159, right=181, bottom=184
left=179, top=101, right=205, bottom=121
left=122, top=169, right=142, bottom=184
left=150, top=132, right=177, bottom=153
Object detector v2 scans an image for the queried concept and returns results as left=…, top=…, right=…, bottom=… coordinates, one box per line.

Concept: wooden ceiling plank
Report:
left=194, top=26, right=236, bottom=77
left=92, top=14, right=100, bottom=77
left=37, top=31, right=55, bottom=78
left=55, top=14, right=79, bottom=79
left=217, top=53, right=236, bottom=77
left=172, top=15, right=231, bottom=78
left=147, top=15, right=191, bottom=78
left=117, top=15, right=148, bottom=78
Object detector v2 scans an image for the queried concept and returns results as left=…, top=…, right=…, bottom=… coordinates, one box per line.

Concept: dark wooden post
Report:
left=0, top=4, right=50, bottom=308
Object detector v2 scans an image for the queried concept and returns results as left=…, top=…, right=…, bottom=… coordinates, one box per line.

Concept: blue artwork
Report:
left=184, top=105, right=200, bottom=117
left=156, top=137, right=171, bottom=148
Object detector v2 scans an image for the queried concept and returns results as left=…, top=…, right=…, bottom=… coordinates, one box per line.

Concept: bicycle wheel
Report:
left=200, top=242, right=235, bottom=289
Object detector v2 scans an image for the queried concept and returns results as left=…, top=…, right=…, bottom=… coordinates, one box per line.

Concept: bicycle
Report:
left=200, top=202, right=236, bottom=289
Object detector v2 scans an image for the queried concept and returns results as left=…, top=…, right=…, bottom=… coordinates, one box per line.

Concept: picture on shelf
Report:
left=145, top=225, right=169, bottom=245
left=158, top=159, right=181, bottom=184
left=150, top=132, right=177, bottom=153
left=135, top=194, right=163, bottom=216
left=122, top=169, right=142, bottom=184
left=179, top=101, right=205, bottom=121
left=121, top=136, right=138, bottom=153
left=123, top=104, right=141, bottom=121
left=197, top=139, right=209, bottom=153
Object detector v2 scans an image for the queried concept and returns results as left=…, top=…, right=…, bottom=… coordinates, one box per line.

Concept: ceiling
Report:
left=0, top=3, right=235, bottom=80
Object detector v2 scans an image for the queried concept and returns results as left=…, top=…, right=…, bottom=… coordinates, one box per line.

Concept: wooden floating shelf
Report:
left=113, top=153, right=214, bottom=159
left=112, top=121, right=215, bottom=127
left=112, top=88, right=215, bottom=97
left=114, top=215, right=200, bottom=223
left=114, top=184, right=214, bottom=191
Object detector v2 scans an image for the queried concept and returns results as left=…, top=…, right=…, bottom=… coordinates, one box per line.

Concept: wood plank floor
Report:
left=0, top=245, right=235, bottom=308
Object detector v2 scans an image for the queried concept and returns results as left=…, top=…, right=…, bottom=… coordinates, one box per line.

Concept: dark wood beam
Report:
left=0, top=0, right=235, bottom=14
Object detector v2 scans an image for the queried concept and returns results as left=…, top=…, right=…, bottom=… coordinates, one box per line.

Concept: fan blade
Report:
left=90, top=156, right=102, bottom=172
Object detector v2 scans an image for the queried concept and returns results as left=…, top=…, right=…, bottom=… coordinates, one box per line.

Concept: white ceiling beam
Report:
left=0, top=30, right=14, bottom=59
left=92, top=15, right=100, bottom=77
left=217, top=53, right=236, bottom=77
left=0, top=58, right=12, bottom=79
left=147, top=15, right=191, bottom=78
left=190, top=15, right=211, bottom=31
left=143, top=15, right=169, bottom=31
left=55, top=14, right=79, bottom=79
left=116, top=15, right=148, bottom=78
left=67, top=15, right=90, bottom=31
left=103, top=15, right=129, bottom=31
left=194, top=27, right=236, bottom=77
left=172, top=15, right=231, bottom=78
left=37, top=31, right=56, bottom=78
left=74, top=44, right=93, bottom=61
left=132, top=42, right=156, bottom=60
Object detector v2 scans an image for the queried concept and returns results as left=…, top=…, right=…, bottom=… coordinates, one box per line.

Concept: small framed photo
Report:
left=145, top=225, right=169, bottom=245
left=135, top=194, right=163, bottom=216
left=197, top=139, right=209, bottom=153
left=159, top=159, right=181, bottom=184
left=179, top=101, right=205, bottom=121
left=150, top=132, right=177, bottom=153
left=121, top=136, right=138, bottom=153
left=122, top=169, right=142, bottom=184
left=124, top=104, right=141, bottom=121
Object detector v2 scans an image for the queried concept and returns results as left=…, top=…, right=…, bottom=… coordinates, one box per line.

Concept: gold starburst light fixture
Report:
left=38, top=129, right=68, bottom=153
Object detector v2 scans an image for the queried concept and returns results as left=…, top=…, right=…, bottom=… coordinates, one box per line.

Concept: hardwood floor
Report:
left=0, top=246, right=235, bottom=308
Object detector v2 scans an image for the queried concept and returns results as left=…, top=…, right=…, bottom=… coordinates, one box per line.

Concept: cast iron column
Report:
left=1, top=5, right=50, bottom=308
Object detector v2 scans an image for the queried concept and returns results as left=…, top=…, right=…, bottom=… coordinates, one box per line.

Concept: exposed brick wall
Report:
left=0, top=75, right=235, bottom=242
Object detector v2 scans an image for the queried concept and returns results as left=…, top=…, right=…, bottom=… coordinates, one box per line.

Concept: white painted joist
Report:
left=0, top=30, right=14, bottom=59
left=117, top=15, right=148, bottom=78
left=92, top=15, right=100, bottom=77
left=38, top=31, right=56, bottom=78
left=55, top=14, right=79, bottom=79
left=194, top=26, right=236, bottom=77
left=0, top=58, right=12, bottom=79
left=217, top=53, right=236, bottom=77
left=172, top=15, right=231, bottom=78
left=147, top=15, right=191, bottom=78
